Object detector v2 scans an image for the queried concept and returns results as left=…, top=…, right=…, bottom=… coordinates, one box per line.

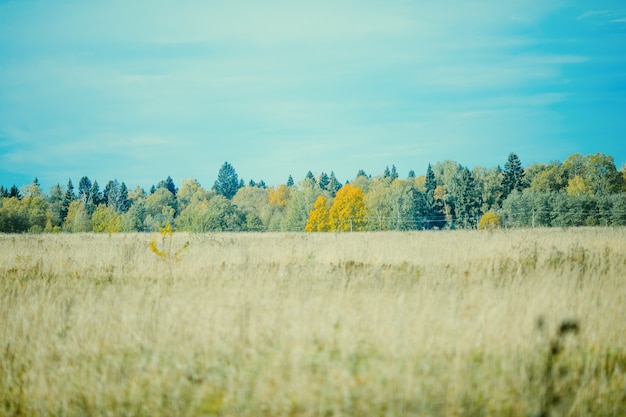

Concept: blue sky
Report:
left=1, top=1, right=625, bottom=191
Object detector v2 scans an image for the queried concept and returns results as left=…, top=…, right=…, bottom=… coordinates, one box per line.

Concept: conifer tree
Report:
left=60, top=179, right=75, bottom=222
left=0, top=186, right=8, bottom=199
left=286, top=175, right=294, bottom=187
left=305, top=171, right=316, bottom=185
left=328, top=171, right=342, bottom=197
left=390, top=165, right=399, bottom=180
left=9, top=185, right=21, bottom=199
left=214, top=161, right=241, bottom=200
left=502, top=153, right=525, bottom=199
left=318, top=172, right=330, bottom=191
left=78, top=176, right=92, bottom=204
left=407, top=170, right=416, bottom=179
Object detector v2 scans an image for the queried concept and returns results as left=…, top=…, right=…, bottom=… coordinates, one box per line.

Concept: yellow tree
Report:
left=329, top=184, right=366, bottom=231
left=305, top=195, right=331, bottom=232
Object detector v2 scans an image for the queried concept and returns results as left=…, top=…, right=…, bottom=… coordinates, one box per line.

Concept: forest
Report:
left=1, top=152, right=625, bottom=233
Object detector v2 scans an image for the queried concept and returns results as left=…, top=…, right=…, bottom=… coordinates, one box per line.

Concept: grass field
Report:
left=1, top=228, right=626, bottom=416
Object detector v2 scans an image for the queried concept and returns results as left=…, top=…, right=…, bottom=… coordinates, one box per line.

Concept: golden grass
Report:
left=1, top=228, right=625, bottom=416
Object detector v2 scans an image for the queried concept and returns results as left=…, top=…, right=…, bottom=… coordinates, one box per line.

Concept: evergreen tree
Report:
left=318, top=172, right=330, bottom=191
left=214, top=161, right=241, bottom=199
left=384, top=166, right=391, bottom=178
left=118, top=182, right=130, bottom=213
left=455, top=167, right=482, bottom=228
left=356, top=169, right=369, bottom=178
left=164, top=176, right=177, bottom=196
left=60, top=179, right=75, bottom=222
left=390, top=165, right=399, bottom=180
left=90, top=181, right=103, bottom=207
left=78, top=176, right=92, bottom=205
left=305, top=171, right=316, bottom=185
left=150, top=185, right=157, bottom=194
left=258, top=180, right=267, bottom=189
left=249, top=179, right=257, bottom=187
left=502, top=153, right=525, bottom=198
left=424, top=164, right=444, bottom=229
left=9, top=185, right=21, bottom=199
left=328, top=172, right=342, bottom=197
left=407, top=170, right=416, bottom=179
left=286, top=175, right=294, bottom=187
left=0, top=186, right=8, bottom=199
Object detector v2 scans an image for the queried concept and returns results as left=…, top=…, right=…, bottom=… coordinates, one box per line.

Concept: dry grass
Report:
left=1, top=228, right=625, bottom=416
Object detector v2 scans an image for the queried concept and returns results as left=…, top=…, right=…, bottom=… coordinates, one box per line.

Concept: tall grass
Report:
left=1, top=228, right=625, bottom=416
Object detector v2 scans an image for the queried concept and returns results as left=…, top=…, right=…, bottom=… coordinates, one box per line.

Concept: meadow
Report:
left=1, top=228, right=625, bottom=416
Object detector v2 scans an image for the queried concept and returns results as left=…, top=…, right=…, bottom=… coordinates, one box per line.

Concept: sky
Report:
left=1, top=0, right=625, bottom=191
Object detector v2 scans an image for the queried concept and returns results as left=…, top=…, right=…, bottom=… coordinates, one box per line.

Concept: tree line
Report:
left=1, top=153, right=625, bottom=234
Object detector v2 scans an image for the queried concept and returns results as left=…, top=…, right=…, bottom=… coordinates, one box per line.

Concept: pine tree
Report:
left=78, top=176, right=92, bottom=205
left=9, top=185, right=21, bottom=199
left=328, top=172, right=342, bottom=197
left=384, top=166, right=391, bottom=178
left=286, top=175, right=294, bottom=187
left=0, top=186, right=8, bottom=199
left=390, top=165, right=399, bottom=180
left=318, top=172, right=330, bottom=191
left=407, top=170, right=416, bottom=179
left=164, top=176, right=177, bottom=196
left=356, top=169, right=368, bottom=178
left=214, top=162, right=241, bottom=199
left=305, top=171, right=316, bottom=185
left=118, top=182, right=130, bottom=213
left=502, top=153, right=525, bottom=199
left=60, top=179, right=75, bottom=222
left=424, top=164, right=444, bottom=229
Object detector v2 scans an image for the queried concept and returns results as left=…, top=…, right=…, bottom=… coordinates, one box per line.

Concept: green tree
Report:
left=318, top=172, right=330, bottom=191
left=214, top=162, right=241, bottom=199
left=143, top=188, right=177, bottom=231
left=60, top=179, right=75, bottom=222
left=502, top=153, right=525, bottom=198
left=78, top=176, right=92, bottom=205
left=63, top=200, right=91, bottom=232
left=91, top=204, right=121, bottom=233
left=327, top=172, right=342, bottom=197
left=424, top=164, right=445, bottom=229
left=454, top=167, right=482, bottom=228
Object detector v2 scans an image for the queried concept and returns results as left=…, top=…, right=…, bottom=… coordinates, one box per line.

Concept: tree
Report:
left=78, top=176, right=92, bottom=205
left=502, top=153, right=525, bottom=198
left=63, top=201, right=91, bottom=232
left=305, top=195, right=331, bottom=232
left=155, top=176, right=177, bottom=196
left=305, top=171, right=316, bottom=186
left=214, top=162, right=241, bottom=199
left=424, top=164, right=445, bottom=229
left=9, top=185, right=21, bottom=199
left=327, top=172, right=342, bottom=197
left=104, top=180, right=130, bottom=214
left=60, top=179, right=75, bottom=222
left=286, top=175, right=295, bottom=187
left=454, top=167, right=482, bottom=228
left=329, top=184, right=366, bottom=232
left=318, top=172, right=330, bottom=191
left=91, top=204, right=121, bottom=233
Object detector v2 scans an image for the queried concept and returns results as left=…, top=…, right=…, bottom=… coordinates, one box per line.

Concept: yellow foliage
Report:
left=329, top=184, right=366, bottom=232
left=478, top=211, right=502, bottom=230
left=91, top=204, right=121, bottom=233
left=305, top=195, right=330, bottom=232
left=566, top=175, right=592, bottom=196
left=149, top=223, right=189, bottom=262
left=268, top=184, right=290, bottom=209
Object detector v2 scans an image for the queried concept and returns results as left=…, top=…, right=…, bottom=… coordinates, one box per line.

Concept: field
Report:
left=1, top=228, right=626, bottom=417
